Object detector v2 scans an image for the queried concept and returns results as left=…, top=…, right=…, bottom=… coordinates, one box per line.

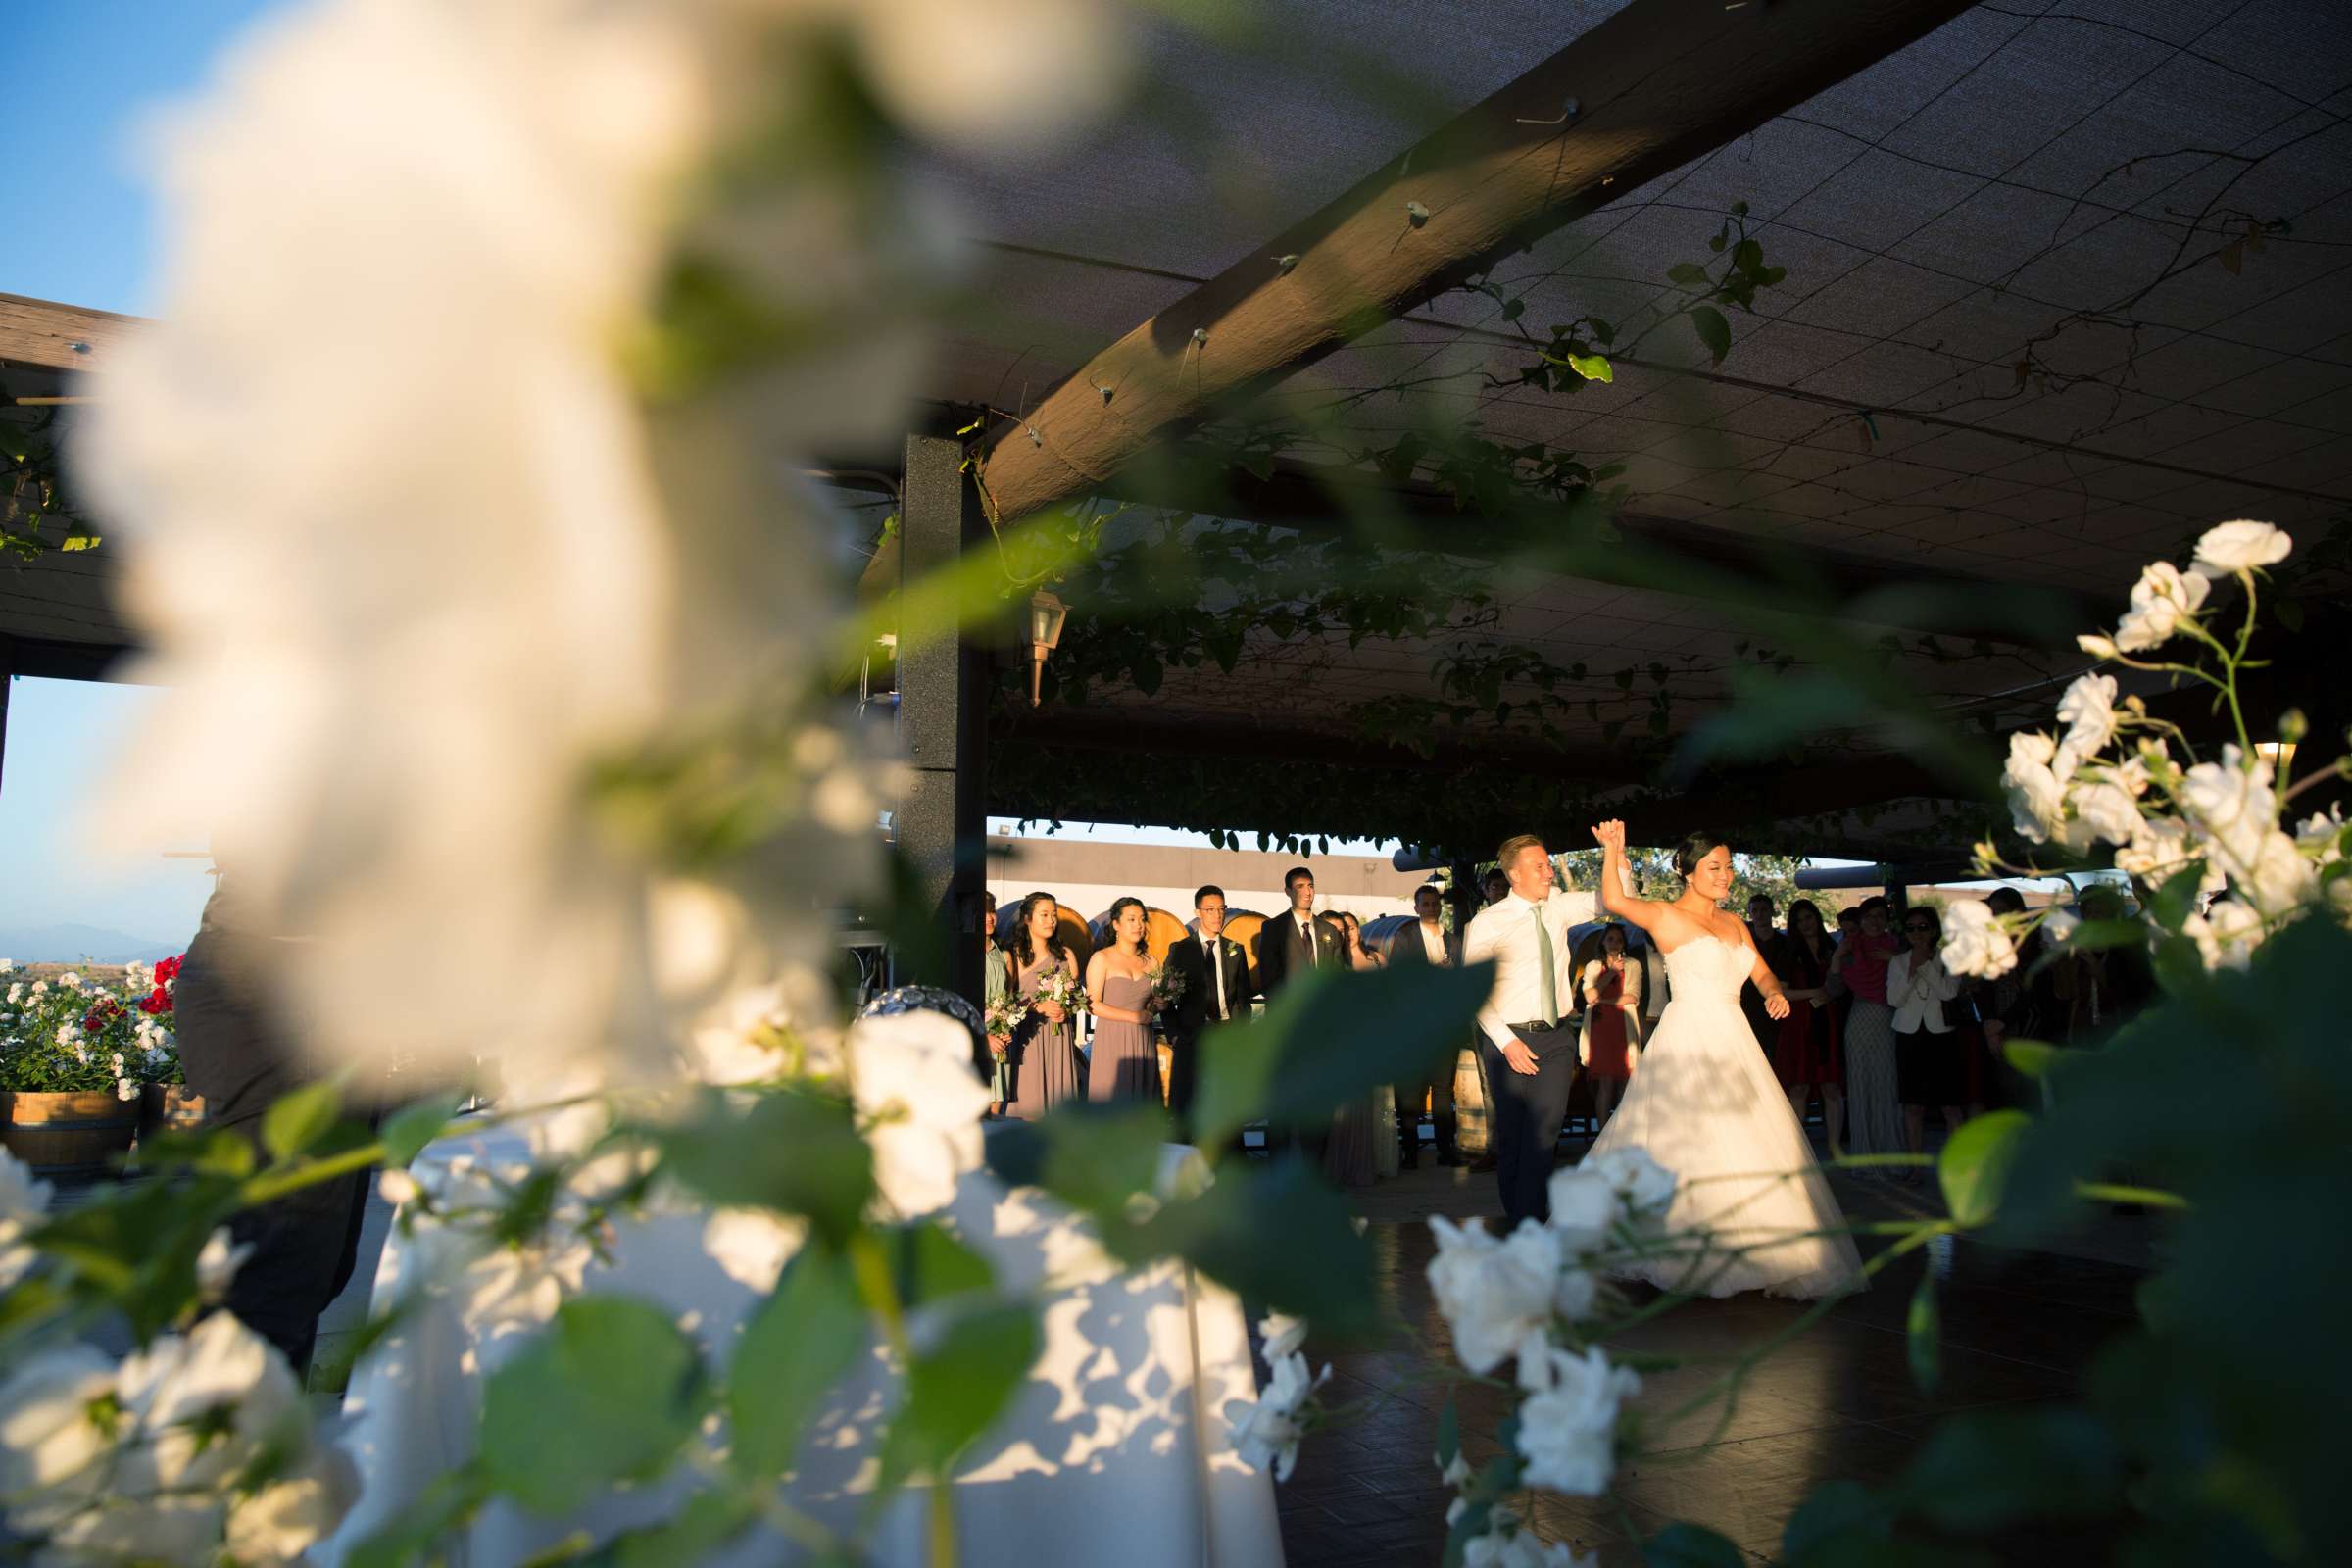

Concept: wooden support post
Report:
left=0, top=635, right=12, bottom=802
left=895, top=435, right=990, bottom=1003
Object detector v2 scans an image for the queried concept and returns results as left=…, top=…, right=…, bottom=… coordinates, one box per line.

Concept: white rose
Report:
left=2053, top=673, right=2118, bottom=774
left=2240, top=830, right=2316, bottom=917
left=2113, top=562, right=2210, bottom=652
left=0, top=1150, right=54, bottom=1293
left=2076, top=633, right=2119, bottom=660
left=0, top=959, right=13, bottom=974
left=1257, top=1310, right=1309, bottom=1361
left=1223, top=1350, right=1328, bottom=1482
left=117, top=1077, right=142, bottom=1102
left=1589, top=1148, right=1677, bottom=1216
left=1544, top=1165, right=1624, bottom=1253
left=222, top=1443, right=361, bottom=1567
left=849, top=1010, right=991, bottom=1218
left=2064, top=778, right=2143, bottom=851
left=2294, top=806, right=2344, bottom=863
left=1938, top=901, right=2017, bottom=980
left=2182, top=899, right=2265, bottom=969
left=1513, top=1345, right=1641, bottom=1496
left=2190, top=519, right=2291, bottom=575
left=2003, top=732, right=2066, bottom=842
left=1425, top=1216, right=1561, bottom=1377
left=2180, top=746, right=2278, bottom=876
left=196, top=1229, right=254, bottom=1305
left=0, top=1343, right=119, bottom=1531
left=701, top=1207, right=806, bottom=1293
left=1463, top=1524, right=1598, bottom=1568
left=376, top=1168, right=420, bottom=1207
left=113, top=1312, right=306, bottom=1494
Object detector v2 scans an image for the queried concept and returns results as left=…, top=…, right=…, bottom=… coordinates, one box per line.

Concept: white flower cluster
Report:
left=0, top=1313, right=357, bottom=1566
left=1422, top=1149, right=1666, bottom=1560
left=1223, top=1311, right=1330, bottom=1483
left=0, top=1149, right=54, bottom=1292
left=385, top=1151, right=598, bottom=1337
left=1971, top=519, right=2348, bottom=976
left=848, top=1010, right=992, bottom=1219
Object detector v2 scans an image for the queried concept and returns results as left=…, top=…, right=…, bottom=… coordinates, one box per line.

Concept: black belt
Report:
left=1510, top=1020, right=1566, bottom=1034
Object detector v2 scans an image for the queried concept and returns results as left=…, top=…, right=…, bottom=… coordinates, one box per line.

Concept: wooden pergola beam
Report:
left=0, top=293, right=137, bottom=373
left=973, top=0, right=1977, bottom=527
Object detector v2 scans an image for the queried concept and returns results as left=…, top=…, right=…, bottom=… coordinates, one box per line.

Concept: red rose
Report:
left=155, top=955, right=184, bottom=983
left=140, top=987, right=174, bottom=1015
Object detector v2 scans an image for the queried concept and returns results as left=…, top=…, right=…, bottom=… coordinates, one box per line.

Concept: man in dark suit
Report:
left=1252, top=865, right=1345, bottom=1161
left=1385, top=883, right=1463, bottom=1167
left=1163, top=883, right=1252, bottom=1137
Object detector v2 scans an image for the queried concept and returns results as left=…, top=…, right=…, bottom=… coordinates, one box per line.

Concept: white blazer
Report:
left=1886, top=950, right=1961, bottom=1035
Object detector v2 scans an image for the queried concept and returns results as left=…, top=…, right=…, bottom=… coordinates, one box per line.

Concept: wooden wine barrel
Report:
left=1451, top=1047, right=1492, bottom=1157
left=1360, top=913, right=1419, bottom=962
left=2, top=1090, right=142, bottom=1175
left=137, top=1083, right=209, bottom=1141
left=1220, top=910, right=1267, bottom=987
left=1052, top=904, right=1094, bottom=971
left=1085, top=906, right=1191, bottom=962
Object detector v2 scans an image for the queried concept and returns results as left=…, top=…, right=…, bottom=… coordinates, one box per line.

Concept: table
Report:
left=321, top=1119, right=1285, bottom=1567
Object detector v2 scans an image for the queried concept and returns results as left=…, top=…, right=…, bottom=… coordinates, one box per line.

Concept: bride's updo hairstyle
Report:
left=1674, top=830, right=1728, bottom=881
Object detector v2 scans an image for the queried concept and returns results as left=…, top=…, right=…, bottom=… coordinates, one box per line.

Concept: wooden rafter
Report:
left=973, top=0, right=1978, bottom=527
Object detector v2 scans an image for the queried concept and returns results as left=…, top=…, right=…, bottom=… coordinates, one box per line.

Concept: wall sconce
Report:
left=1026, top=589, right=1068, bottom=708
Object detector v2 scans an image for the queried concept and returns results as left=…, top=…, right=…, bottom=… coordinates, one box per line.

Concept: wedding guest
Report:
left=1253, top=867, right=1345, bottom=1164
left=1085, top=897, right=1163, bottom=1104
left=1007, top=891, right=1083, bottom=1117
left=1338, top=911, right=1383, bottom=970
left=1772, top=900, right=1845, bottom=1156
left=1836, top=906, right=1862, bottom=946
left=1578, top=922, right=1642, bottom=1129
left=1738, top=893, right=1781, bottom=1054
left=1163, top=884, right=1250, bottom=1132
left=1385, top=884, right=1463, bottom=1168
left=1481, top=868, right=1510, bottom=906
left=1464, top=833, right=1578, bottom=1227
left=1324, top=914, right=1386, bottom=1187
left=1974, top=888, right=2046, bottom=1104
left=981, top=892, right=1013, bottom=1117
left=1830, top=896, right=1903, bottom=1172
left=175, top=876, right=379, bottom=1378
left=2065, top=886, right=2157, bottom=1043
left=1889, top=906, right=1967, bottom=1172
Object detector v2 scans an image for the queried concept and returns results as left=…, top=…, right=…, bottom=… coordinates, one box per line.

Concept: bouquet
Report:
left=1036, top=966, right=1090, bottom=1020
left=983, top=993, right=1030, bottom=1054
left=1145, top=961, right=1186, bottom=1013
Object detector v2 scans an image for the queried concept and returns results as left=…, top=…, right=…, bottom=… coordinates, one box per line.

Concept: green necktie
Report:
left=1533, top=906, right=1558, bottom=1026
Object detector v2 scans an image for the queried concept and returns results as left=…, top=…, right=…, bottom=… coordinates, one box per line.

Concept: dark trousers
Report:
left=1479, top=1027, right=1577, bottom=1228
left=1166, top=1030, right=1200, bottom=1137
left=1394, top=1044, right=1459, bottom=1165
left=216, top=1115, right=377, bottom=1379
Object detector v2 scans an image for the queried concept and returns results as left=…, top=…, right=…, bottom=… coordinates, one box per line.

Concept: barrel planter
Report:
left=1221, top=911, right=1268, bottom=989
left=138, top=1082, right=209, bottom=1142
left=1450, top=1046, right=1492, bottom=1158
left=2, top=1090, right=143, bottom=1175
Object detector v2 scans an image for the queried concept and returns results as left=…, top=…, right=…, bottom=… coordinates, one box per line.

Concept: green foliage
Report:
left=262, top=1079, right=343, bottom=1163
left=1934, top=1110, right=2027, bottom=1229
left=1642, top=1522, right=1747, bottom=1567
left=480, top=1298, right=712, bottom=1513
left=634, top=1086, right=874, bottom=1244
left=879, top=1301, right=1040, bottom=1483
left=729, top=1245, right=868, bottom=1481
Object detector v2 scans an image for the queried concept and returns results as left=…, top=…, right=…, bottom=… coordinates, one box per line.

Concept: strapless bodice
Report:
left=1659, top=932, right=1750, bottom=1005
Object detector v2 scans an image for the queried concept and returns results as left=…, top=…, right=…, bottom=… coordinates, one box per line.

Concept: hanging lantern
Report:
left=1026, top=589, right=1068, bottom=708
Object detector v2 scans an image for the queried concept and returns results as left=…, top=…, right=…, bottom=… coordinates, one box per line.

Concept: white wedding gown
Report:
left=1584, top=932, right=1864, bottom=1298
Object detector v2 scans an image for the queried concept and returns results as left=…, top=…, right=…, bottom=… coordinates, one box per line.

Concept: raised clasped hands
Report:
left=1591, top=818, right=1627, bottom=852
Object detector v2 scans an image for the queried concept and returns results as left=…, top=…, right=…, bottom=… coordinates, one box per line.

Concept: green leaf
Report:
left=1566, top=352, right=1613, bottom=382
left=60, top=533, right=102, bottom=551
left=1642, top=1522, right=1746, bottom=1567
left=1732, top=238, right=1763, bottom=272
left=1937, top=1109, right=2030, bottom=1228
left=731, top=1245, right=868, bottom=1480
left=1782, top=1479, right=1893, bottom=1562
left=890, top=1219, right=995, bottom=1308
left=1667, top=261, right=1709, bottom=285
left=1906, top=1269, right=1941, bottom=1394
left=638, top=1088, right=873, bottom=1244
left=1192, top=960, right=1492, bottom=1151
left=1117, top=1157, right=1379, bottom=1334
left=1435, top=1396, right=1460, bottom=1469
left=480, top=1298, right=710, bottom=1513
left=1690, top=305, right=1732, bottom=363
left=1999, top=1038, right=2058, bottom=1079
left=1900, top=1407, right=2122, bottom=1532
left=261, top=1081, right=343, bottom=1164
left=1038, top=1102, right=1175, bottom=1219
left=2146, top=861, right=2206, bottom=935
left=380, top=1094, right=463, bottom=1166
left=575, top=1492, right=760, bottom=1567
left=881, top=1301, right=1040, bottom=1483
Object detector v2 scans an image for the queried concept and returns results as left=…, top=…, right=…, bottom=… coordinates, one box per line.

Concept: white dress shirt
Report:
left=1417, top=921, right=1450, bottom=965
left=1463, top=892, right=1577, bottom=1047
left=1886, top=950, right=1961, bottom=1034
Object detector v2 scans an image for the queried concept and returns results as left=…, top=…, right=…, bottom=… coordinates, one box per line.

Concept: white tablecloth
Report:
left=322, top=1121, right=1285, bottom=1568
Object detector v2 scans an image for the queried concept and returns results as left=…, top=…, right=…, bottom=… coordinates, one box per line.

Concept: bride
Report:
left=1582, top=820, right=1864, bottom=1298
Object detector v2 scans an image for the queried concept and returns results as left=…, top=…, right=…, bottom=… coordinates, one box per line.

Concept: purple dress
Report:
left=1089, top=972, right=1161, bottom=1105
left=1009, top=956, right=1083, bottom=1119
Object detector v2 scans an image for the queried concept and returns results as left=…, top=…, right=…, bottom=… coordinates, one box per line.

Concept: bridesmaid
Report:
left=981, top=892, right=1013, bottom=1118
left=1324, top=913, right=1384, bottom=1187
left=1578, top=923, right=1642, bottom=1128
left=1008, top=890, right=1083, bottom=1118
left=1772, top=901, right=1844, bottom=1157
left=1086, top=897, right=1163, bottom=1103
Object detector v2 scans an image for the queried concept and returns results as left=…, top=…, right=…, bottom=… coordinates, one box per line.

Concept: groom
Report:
left=1462, top=833, right=1579, bottom=1227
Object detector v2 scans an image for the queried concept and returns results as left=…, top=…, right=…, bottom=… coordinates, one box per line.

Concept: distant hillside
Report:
left=0, top=924, right=184, bottom=964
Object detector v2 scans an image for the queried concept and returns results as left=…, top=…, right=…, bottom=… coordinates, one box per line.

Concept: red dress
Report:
left=1772, top=935, right=1841, bottom=1089
left=1583, top=962, right=1636, bottom=1081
